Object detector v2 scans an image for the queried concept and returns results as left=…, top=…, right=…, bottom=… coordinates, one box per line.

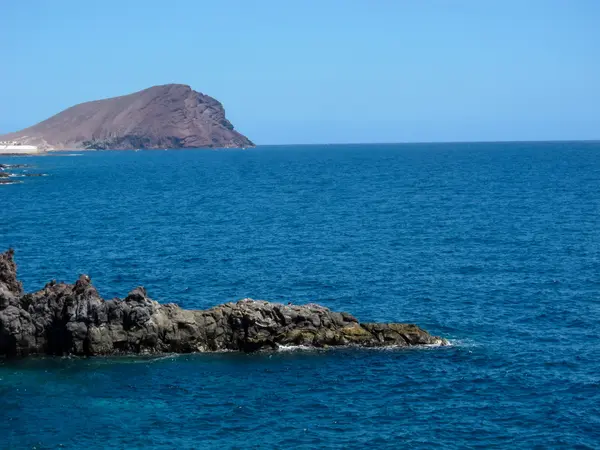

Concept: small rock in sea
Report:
left=0, top=164, right=29, bottom=169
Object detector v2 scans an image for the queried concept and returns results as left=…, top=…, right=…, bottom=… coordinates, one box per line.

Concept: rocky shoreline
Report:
left=0, top=164, right=45, bottom=184
left=0, top=250, right=447, bottom=357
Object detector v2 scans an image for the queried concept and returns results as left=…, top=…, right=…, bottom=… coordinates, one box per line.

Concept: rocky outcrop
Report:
left=0, top=84, right=253, bottom=150
left=0, top=164, right=29, bottom=169
left=0, top=164, right=44, bottom=182
left=0, top=250, right=447, bottom=357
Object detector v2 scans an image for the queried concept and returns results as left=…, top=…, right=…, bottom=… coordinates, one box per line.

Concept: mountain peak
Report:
left=0, top=85, right=253, bottom=150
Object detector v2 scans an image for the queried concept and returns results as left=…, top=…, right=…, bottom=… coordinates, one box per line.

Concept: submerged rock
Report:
left=0, top=250, right=447, bottom=357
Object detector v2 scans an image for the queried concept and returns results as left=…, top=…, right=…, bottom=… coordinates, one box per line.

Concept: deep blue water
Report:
left=1, top=142, right=599, bottom=449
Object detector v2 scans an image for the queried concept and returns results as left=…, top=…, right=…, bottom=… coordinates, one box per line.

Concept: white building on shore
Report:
left=0, top=141, right=40, bottom=155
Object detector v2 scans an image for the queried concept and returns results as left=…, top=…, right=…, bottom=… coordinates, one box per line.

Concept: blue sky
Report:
left=0, top=0, right=598, bottom=144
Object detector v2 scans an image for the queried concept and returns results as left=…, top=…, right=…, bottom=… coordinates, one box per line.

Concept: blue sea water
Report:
left=1, top=142, right=599, bottom=449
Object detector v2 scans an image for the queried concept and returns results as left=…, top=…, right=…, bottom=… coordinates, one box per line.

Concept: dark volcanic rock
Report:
left=0, top=84, right=253, bottom=150
left=0, top=250, right=23, bottom=295
left=0, top=164, right=29, bottom=169
left=0, top=250, right=447, bottom=357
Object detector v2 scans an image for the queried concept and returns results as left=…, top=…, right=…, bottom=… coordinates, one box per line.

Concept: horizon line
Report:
left=253, top=138, right=600, bottom=147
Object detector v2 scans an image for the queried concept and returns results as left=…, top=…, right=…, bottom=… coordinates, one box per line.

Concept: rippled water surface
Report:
left=1, top=143, right=599, bottom=449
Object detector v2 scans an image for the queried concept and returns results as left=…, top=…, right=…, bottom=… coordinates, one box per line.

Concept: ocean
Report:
left=1, top=142, right=599, bottom=449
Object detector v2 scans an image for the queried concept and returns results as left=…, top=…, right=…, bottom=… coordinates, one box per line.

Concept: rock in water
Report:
left=0, top=249, right=23, bottom=296
left=0, top=84, right=253, bottom=150
left=0, top=250, right=447, bottom=357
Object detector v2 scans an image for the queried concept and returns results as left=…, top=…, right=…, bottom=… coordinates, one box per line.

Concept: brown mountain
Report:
left=0, top=84, right=253, bottom=150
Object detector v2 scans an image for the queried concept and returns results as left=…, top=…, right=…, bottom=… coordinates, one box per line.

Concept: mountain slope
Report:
left=0, top=84, right=253, bottom=150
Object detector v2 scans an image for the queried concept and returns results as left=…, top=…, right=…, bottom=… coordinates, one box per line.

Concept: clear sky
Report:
left=0, top=0, right=598, bottom=144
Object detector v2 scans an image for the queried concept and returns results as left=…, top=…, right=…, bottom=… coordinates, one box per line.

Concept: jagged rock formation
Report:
left=0, top=84, right=253, bottom=150
left=0, top=250, right=447, bottom=357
